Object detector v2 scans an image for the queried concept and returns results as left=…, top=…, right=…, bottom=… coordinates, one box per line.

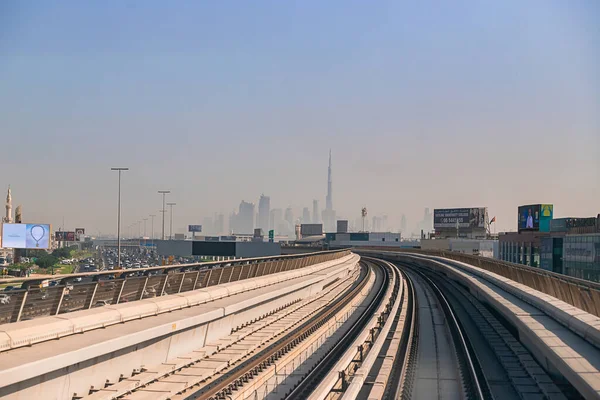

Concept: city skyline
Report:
left=0, top=2, right=598, bottom=236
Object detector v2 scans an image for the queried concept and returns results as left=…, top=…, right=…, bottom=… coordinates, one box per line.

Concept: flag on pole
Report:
left=490, top=216, right=496, bottom=223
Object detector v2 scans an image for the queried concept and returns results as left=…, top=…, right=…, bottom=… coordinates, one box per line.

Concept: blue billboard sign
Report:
left=188, top=225, right=202, bottom=232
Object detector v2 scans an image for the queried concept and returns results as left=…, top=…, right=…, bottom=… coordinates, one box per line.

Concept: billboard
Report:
left=518, top=204, right=542, bottom=232
left=55, top=231, right=76, bottom=241
left=188, top=225, right=202, bottom=232
left=300, top=224, right=323, bottom=236
left=2, top=223, right=51, bottom=249
left=564, top=242, right=596, bottom=263
left=433, top=208, right=487, bottom=229
left=337, top=220, right=349, bottom=233
left=539, top=204, right=553, bottom=232
left=75, top=228, right=85, bottom=240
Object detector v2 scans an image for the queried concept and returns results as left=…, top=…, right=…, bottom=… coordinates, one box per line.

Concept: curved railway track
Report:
left=286, top=258, right=391, bottom=399
left=85, top=255, right=579, bottom=400
left=397, top=267, right=488, bottom=400
left=113, top=260, right=382, bottom=400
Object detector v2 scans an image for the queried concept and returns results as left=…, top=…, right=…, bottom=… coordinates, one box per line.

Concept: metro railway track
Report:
left=109, top=260, right=371, bottom=400
left=285, top=258, right=390, bottom=400
left=175, top=261, right=375, bottom=400
left=81, top=254, right=580, bottom=400
left=397, top=266, right=488, bottom=400
left=410, top=263, right=575, bottom=399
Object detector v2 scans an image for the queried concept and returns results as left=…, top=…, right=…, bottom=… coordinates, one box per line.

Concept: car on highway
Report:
left=93, top=300, right=112, bottom=308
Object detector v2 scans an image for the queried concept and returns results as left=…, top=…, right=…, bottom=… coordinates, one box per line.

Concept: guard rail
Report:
left=0, top=249, right=350, bottom=324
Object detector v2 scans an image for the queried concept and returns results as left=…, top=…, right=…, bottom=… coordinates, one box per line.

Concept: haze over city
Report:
left=1, top=1, right=598, bottom=236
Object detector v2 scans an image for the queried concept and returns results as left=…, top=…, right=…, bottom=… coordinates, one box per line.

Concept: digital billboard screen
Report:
left=2, top=223, right=51, bottom=249
left=433, top=208, right=487, bottom=229
left=518, top=204, right=541, bottom=232
left=55, top=231, right=76, bottom=241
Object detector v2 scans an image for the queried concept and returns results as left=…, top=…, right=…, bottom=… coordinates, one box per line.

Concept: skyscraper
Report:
left=230, top=201, right=255, bottom=234
left=401, top=214, right=407, bottom=234
left=312, top=200, right=319, bottom=224
left=238, top=201, right=255, bottom=234
left=270, top=208, right=283, bottom=234
left=326, top=150, right=333, bottom=211
left=322, top=150, right=336, bottom=232
left=258, top=194, right=270, bottom=233
left=284, top=207, right=294, bottom=227
left=202, top=216, right=214, bottom=235
left=4, top=185, right=12, bottom=224
left=215, top=213, right=225, bottom=235
left=302, top=207, right=311, bottom=224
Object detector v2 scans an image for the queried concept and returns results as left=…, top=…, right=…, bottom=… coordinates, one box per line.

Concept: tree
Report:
left=11, top=262, right=33, bottom=271
left=51, top=247, right=72, bottom=259
left=36, top=255, right=59, bottom=270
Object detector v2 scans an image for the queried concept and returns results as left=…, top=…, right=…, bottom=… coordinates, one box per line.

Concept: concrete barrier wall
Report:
left=0, top=254, right=359, bottom=400
left=363, top=250, right=600, bottom=399
left=357, top=248, right=600, bottom=317
left=0, top=250, right=351, bottom=325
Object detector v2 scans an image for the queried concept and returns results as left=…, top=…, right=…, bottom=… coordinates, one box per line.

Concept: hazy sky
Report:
left=1, top=1, right=598, bottom=236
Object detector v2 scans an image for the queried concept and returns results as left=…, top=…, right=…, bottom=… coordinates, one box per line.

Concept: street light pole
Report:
left=167, top=202, right=176, bottom=240
left=158, top=191, right=170, bottom=240
left=111, top=167, right=129, bottom=269
left=150, top=214, right=156, bottom=245
left=143, top=218, right=148, bottom=247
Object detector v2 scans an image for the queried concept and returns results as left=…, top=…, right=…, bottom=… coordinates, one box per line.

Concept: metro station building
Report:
left=498, top=204, right=600, bottom=282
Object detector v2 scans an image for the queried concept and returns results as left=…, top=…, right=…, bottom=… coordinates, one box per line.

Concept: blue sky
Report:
left=1, top=1, right=598, bottom=235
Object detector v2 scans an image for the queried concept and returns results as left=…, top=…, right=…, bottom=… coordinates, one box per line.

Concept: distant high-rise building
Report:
left=238, top=201, right=255, bottom=234
left=258, top=194, right=270, bottom=233
left=322, top=150, right=336, bottom=232
left=215, top=213, right=225, bottom=235
left=4, top=185, right=12, bottom=224
left=326, top=150, right=333, bottom=211
left=312, top=200, right=320, bottom=224
left=270, top=208, right=283, bottom=233
left=372, top=216, right=382, bottom=231
left=424, top=207, right=433, bottom=232
left=415, top=208, right=433, bottom=236
left=1, top=186, right=13, bottom=256
left=284, top=207, right=294, bottom=228
left=228, top=211, right=237, bottom=234
left=302, top=207, right=311, bottom=224
left=202, top=216, right=214, bottom=235
left=401, top=214, right=407, bottom=234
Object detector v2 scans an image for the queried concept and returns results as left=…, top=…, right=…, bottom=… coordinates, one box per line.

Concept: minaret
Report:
left=326, top=150, right=333, bottom=211
left=4, top=185, right=12, bottom=224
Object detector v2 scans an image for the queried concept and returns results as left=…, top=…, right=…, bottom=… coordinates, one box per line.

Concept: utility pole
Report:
left=167, top=202, right=176, bottom=240
left=158, top=191, right=170, bottom=240
left=456, top=218, right=460, bottom=238
left=143, top=218, right=148, bottom=247
left=111, top=167, right=128, bottom=269
left=150, top=214, right=156, bottom=245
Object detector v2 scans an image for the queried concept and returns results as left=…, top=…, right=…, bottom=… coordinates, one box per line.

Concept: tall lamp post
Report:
left=111, top=167, right=129, bottom=269
left=150, top=214, right=156, bottom=245
left=143, top=218, right=148, bottom=247
left=167, top=202, right=176, bottom=240
left=158, top=191, right=170, bottom=240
